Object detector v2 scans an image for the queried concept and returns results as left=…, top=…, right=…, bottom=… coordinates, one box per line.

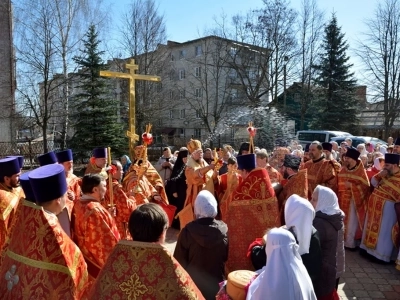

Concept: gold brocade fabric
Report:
left=122, top=169, right=155, bottom=205
left=104, top=179, right=137, bottom=238
left=0, top=200, right=89, bottom=299
left=302, top=158, right=338, bottom=199
left=0, top=185, right=24, bottom=251
left=67, top=173, right=82, bottom=200
left=71, top=198, right=120, bottom=278
left=266, top=165, right=283, bottom=184
left=364, top=172, right=400, bottom=249
left=84, top=161, right=107, bottom=178
left=226, top=168, right=280, bottom=272
left=217, top=172, right=242, bottom=222
left=338, top=161, right=370, bottom=238
left=89, top=240, right=205, bottom=300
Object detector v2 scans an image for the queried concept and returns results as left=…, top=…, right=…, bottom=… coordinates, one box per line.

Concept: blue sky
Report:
left=105, top=0, right=377, bottom=79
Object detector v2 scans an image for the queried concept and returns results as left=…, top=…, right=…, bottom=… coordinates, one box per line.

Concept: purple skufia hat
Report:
left=0, top=157, right=20, bottom=178
left=20, top=172, right=36, bottom=202
left=93, top=147, right=107, bottom=158
left=385, top=153, right=400, bottom=165
left=28, top=164, right=67, bottom=203
left=6, top=156, right=24, bottom=169
left=37, top=151, right=57, bottom=166
left=237, top=154, right=256, bottom=170
left=56, top=149, right=73, bottom=163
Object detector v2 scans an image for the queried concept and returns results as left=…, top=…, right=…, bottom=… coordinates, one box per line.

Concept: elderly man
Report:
left=338, top=148, right=370, bottom=249
left=302, top=141, right=338, bottom=199
left=360, top=153, right=400, bottom=264
left=184, top=139, right=215, bottom=208
left=226, top=153, right=280, bottom=272
left=155, top=147, right=176, bottom=183
left=37, top=151, right=57, bottom=166
left=0, top=157, right=24, bottom=251
left=256, top=149, right=282, bottom=184
left=85, top=147, right=108, bottom=177
left=56, top=149, right=81, bottom=202
left=277, top=154, right=308, bottom=223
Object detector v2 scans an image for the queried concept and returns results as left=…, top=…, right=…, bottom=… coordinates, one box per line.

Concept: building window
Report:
left=179, top=128, right=185, bottom=136
left=196, top=109, right=201, bottom=119
left=194, top=128, right=201, bottom=138
left=180, top=109, right=185, bottom=119
left=170, top=53, right=175, bottom=61
left=169, top=90, right=174, bottom=100
left=179, top=89, right=186, bottom=99
left=195, top=66, right=201, bottom=78
left=195, top=88, right=203, bottom=98
left=195, top=45, right=202, bottom=56
left=169, top=109, right=179, bottom=119
left=230, top=47, right=237, bottom=56
left=179, top=50, right=186, bottom=59
left=179, top=69, right=185, bottom=80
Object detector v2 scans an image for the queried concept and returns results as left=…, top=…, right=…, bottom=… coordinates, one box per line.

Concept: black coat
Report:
left=165, top=166, right=187, bottom=229
left=250, top=227, right=322, bottom=290
left=174, top=218, right=228, bottom=300
left=313, top=211, right=343, bottom=297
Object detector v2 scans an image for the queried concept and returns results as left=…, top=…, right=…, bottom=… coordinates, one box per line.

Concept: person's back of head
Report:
left=128, top=203, right=168, bottom=243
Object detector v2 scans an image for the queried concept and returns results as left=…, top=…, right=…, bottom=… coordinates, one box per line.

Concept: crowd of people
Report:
left=0, top=134, right=399, bottom=299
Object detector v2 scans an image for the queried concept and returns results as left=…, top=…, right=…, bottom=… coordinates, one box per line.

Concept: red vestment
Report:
left=226, top=168, right=280, bottom=272
left=0, top=184, right=23, bottom=251
left=217, top=172, right=242, bottom=222
left=338, top=161, right=370, bottom=239
left=122, top=170, right=156, bottom=205
left=89, top=240, right=205, bottom=299
left=71, top=196, right=120, bottom=280
left=67, top=173, right=81, bottom=200
left=302, top=157, right=338, bottom=199
left=0, top=200, right=89, bottom=299
left=277, top=169, right=308, bottom=224
left=266, top=165, right=283, bottom=184
left=364, top=172, right=400, bottom=249
left=84, top=159, right=107, bottom=178
left=104, top=179, right=137, bottom=238
left=366, top=166, right=380, bottom=181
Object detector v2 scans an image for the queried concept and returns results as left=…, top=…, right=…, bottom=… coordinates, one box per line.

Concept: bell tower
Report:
left=0, top=0, right=15, bottom=143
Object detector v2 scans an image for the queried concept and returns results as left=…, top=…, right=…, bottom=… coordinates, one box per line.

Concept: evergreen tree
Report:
left=310, top=14, right=359, bottom=132
left=70, top=25, right=127, bottom=159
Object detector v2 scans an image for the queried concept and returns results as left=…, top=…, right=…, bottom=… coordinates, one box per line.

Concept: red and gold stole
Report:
left=338, top=161, right=370, bottom=237
left=89, top=240, right=205, bottom=299
left=364, top=173, right=400, bottom=249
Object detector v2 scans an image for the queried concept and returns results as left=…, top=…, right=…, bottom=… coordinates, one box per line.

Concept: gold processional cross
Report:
left=100, top=58, right=161, bottom=155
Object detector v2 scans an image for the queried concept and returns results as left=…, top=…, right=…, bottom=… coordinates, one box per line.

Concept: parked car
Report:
left=296, top=130, right=352, bottom=147
left=330, top=136, right=387, bottom=148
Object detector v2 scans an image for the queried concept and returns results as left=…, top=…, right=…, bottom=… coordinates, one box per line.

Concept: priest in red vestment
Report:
left=84, top=147, right=108, bottom=178
left=56, top=149, right=81, bottom=201
left=226, top=153, right=280, bottom=272
left=71, top=174, right=120, bottom=280
left=0, top=157, right=24, bottom=252
left=37, top=151, right=57, bottom=166
left=89, top=203, right=204, bottom=299
left=104, top=160, right=137, bottom=239
left=0, top=164, right=89, bottom=299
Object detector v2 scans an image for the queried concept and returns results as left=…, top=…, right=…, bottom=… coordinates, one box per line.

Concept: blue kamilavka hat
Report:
left=20, top=171, right=36, bottom=202
left=237, top=154, right=256, bottom=171
left=29, top=164, right=67, bottom=203
left=0, top=157, right=20, bottom=179
left=6, top=156, right=24, bottom=169
left=37, top=151, right=57, bottom=166
left=385, top=153, right=400, bottom=165
left=93, top=147, right=107, bottom=158
left=56, top=149, right=73, bottom=163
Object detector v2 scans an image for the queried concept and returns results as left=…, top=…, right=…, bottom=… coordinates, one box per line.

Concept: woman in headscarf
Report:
left=311, top=186, right=344, bottom=300
left=174, top=190, right=228, bottom=300
left=366, top=156, right=385, bottom=181
left=166, top=148, right=189, bottom=229
left=120, top=155, right=132, bottom=177
left=246, top=227, right=317, bottom=300
left=249, top=194, right=322, bottom=290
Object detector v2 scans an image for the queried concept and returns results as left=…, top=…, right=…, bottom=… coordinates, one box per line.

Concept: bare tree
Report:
left=294, top=0, right=324, bottom=130
left=357, top=0, right=400, bottom=138
left=117, top=0, right=168, bottom=133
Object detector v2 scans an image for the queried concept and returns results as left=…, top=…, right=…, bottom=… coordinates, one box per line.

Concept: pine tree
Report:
left=70, top=25, right=127, bottom=159
left=310, top=14, right=359, bottom=132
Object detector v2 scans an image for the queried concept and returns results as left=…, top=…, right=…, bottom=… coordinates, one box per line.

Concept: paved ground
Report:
left=165, top=228, right=400, bottom=299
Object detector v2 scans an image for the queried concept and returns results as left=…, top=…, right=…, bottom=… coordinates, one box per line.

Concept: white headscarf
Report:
left=314, top=185, right=344, bottom=216
left=373, top=157, right=383, bottom=171
left=246, top=228, right=316, bottom=300
left=284, top=194, right=315, bottom=255
left=194, top=190, right=218, bottom=219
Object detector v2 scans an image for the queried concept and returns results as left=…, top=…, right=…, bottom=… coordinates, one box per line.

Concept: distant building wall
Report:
left=0, top=0, right=15, bottom=142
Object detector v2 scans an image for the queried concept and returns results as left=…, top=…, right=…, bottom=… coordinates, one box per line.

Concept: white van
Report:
left=296, top=130, right=352, bottom=147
